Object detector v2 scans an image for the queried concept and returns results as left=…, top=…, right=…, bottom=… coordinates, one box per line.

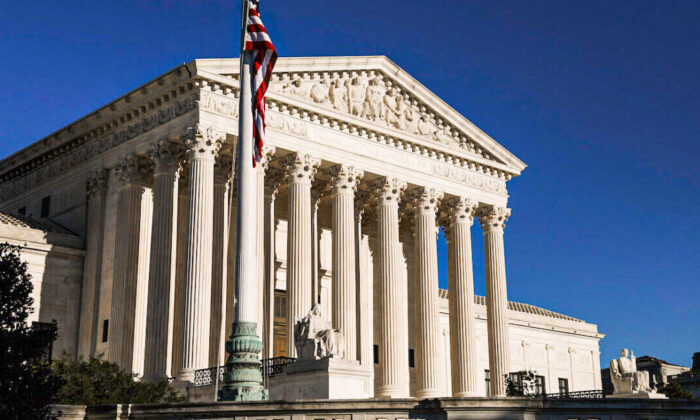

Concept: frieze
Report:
left=264, top=110, right=507, bottom=194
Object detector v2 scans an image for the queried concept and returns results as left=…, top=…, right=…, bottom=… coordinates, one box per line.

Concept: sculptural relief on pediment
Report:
left=258, top=71, right=496, bottom=159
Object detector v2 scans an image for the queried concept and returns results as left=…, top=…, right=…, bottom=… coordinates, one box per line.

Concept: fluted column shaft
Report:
left=110, top=155, right=152, bottom=371
left=179, top=126, right=223, bottom=380
left=142, top=142, right=182, bottom=382
left=478, top=206, right=512, bottom=397
left=209, top=156, right=232, bottom=367
left=412, top=188, right=443, bottom=398
left=444, top=197, right=479, bottom=397
left=330, top=165, right=363, bottom=361
left=170, top=177, right=188, bottom=378
left=263, top=166, right=282, bottom=359
left=78, top=170, right=108, bottom=358
left=284, top=153, right=320, bottom=357
left=374, top=177, right=408, bottom=398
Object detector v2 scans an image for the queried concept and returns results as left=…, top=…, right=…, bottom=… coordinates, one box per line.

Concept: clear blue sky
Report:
left=2, top=1, right=698, bottom=367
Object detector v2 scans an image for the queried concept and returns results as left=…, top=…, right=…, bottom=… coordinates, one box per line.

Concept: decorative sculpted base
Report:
left=218, top=321, right=268, bottom=401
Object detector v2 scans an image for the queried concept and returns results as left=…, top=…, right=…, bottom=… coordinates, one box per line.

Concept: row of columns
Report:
left=84, top=128, right=513, bottom=397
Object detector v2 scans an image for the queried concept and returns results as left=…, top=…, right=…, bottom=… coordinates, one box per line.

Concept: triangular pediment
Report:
left=195, top=56, right=526, bottom=175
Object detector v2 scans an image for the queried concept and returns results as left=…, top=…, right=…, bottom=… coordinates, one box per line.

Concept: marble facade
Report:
left=0, top=56, right=603, bottom=398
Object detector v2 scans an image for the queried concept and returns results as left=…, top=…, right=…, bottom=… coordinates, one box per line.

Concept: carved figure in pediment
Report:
left=310, top=79, right=330, bottom=104
left=348, top=77, right=366, bottom=117
left=403, top=101, right=420, bottom=134
left=281, top=76, right=307, bottom=97
left=433, top=125, right=455, bottom=144
left=417, top=115, right=437, bottom=137
left=362, top=77, right=385, bottom=121
left=329, top=79, right=349, bottom=113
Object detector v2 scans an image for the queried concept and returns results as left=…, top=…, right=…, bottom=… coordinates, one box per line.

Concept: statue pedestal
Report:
left=268, top=357, right=372, bottom=400
left=608, top=391, right=668, bottom=399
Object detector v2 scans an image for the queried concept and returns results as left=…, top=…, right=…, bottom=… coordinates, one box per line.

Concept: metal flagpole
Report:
left=219, top=0, right=267, bottom=401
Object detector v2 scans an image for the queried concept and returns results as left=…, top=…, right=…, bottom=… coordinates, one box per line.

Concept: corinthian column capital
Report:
left=443, top=196, right=478, bottom=227
left=113, top=154, right=153, bottom=188
left=372, top=177, right=406, bottom=205
left=282, top=152, right=321, bottom=185
left=86, top=169, right=109, bottom=199
left=259, top=146, right=276, bottom=171
left=182, top=125, right=225, bottom=161
left=328, top=164, right=363, bottom=194
left=148, top=140, right=185, bottom=175
left=476, top=205, right=511, bottom=233
left=410, top=187, right=443, bottom=215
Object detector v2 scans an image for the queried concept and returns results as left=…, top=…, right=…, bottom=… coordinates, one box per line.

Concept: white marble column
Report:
left=110, top=155, right=152, bottom=371
left=170, top=173, right=189, bottom=378
left=209, top=155, right=232, bottom=368
left=330, top=165, right=363, bottom=361
left=77, top=169, right=108, bottom=358
left=283, top=153, right=320, bottom=357
left=257, top=148, right=275, bottom=350
left=263, top=165, right=283, bottom=359
left=132, top=186, right=153, bottom=376
left=179, top=126, right=223, bottom=381
left=411, top=188, right=444, bottom=398
left=373, top=177, right=409, bottom=398
left=143, top=141, right=183, bottom=382
left=444, top=197, right=479, bottom=397
left=477, top=205, right=512, bottom=397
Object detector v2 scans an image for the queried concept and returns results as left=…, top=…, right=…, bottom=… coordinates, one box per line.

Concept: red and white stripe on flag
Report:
left=245, top=0, right=277, bottom=166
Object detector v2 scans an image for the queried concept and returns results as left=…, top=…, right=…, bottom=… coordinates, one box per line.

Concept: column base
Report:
left=219, top=321, right=268, bottom=401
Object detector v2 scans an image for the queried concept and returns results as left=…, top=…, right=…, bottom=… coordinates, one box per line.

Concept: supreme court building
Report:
left=0, top=56, right=604, bottom=399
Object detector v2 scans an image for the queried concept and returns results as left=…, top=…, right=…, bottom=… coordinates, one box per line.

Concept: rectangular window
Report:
left=102, top=319, right=109, bottom=343
left=18, top=206, right=26, bottom=215
left=535, top=375, right=546, bottom=395
left=558, top=378, right=569, bottom=395
left=373, top=344, right=379, bottom=364
left=408, top=349, right=415, bottom=368
left=31, top=322, right=55, bottom=361
left=40, top=196, right=51, bottom=218
left=485, top=369, right=491, bottom=397
left=274, top=291, right=287, bottom=320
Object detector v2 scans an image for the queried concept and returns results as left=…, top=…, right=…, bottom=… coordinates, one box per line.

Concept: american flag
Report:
left=244, top=0, right=277, bottom=166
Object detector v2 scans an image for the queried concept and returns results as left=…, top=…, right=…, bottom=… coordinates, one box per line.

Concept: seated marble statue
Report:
left=294, top=303, right=345, bottom=360
left=610, top=348, right=652, bottom=394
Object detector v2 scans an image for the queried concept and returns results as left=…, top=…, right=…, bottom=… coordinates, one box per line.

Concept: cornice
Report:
left=1, top=56, right=524, bottom=200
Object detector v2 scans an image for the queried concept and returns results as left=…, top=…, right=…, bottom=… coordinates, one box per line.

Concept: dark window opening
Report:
left=558, top=378, right=569, bottom=395
left=31, top=321, right=55, bottom=361
left=18, top=206, right=26, bottom=215
left=373, top=344, right=379, bottom=364
left=485, top=369, right=491, bottom=396
left=102, top=319, right=109, bottom=343
left=408, top=348, right=415, bottom=368
left=40, top=196, right=51, bottom=218
left=535, top=375, right=546, bottom=395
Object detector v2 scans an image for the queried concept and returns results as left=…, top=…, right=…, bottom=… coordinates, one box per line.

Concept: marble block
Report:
left=607, top=391, right=668, bottom=399
left=268, top=357, right=372, bottom=400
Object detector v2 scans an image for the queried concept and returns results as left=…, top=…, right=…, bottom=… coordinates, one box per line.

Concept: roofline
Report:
left=1, top=55, right=526, bottom=176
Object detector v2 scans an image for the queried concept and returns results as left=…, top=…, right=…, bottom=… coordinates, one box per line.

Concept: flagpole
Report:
left=219, top=0, right=268, bottom=401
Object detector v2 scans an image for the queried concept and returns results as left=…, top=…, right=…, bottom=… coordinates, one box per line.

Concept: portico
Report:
left=0, top=56, right=602, bottom=400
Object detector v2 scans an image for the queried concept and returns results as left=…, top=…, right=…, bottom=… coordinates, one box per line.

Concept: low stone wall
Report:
left=53, top=398, right=700, bottom=420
